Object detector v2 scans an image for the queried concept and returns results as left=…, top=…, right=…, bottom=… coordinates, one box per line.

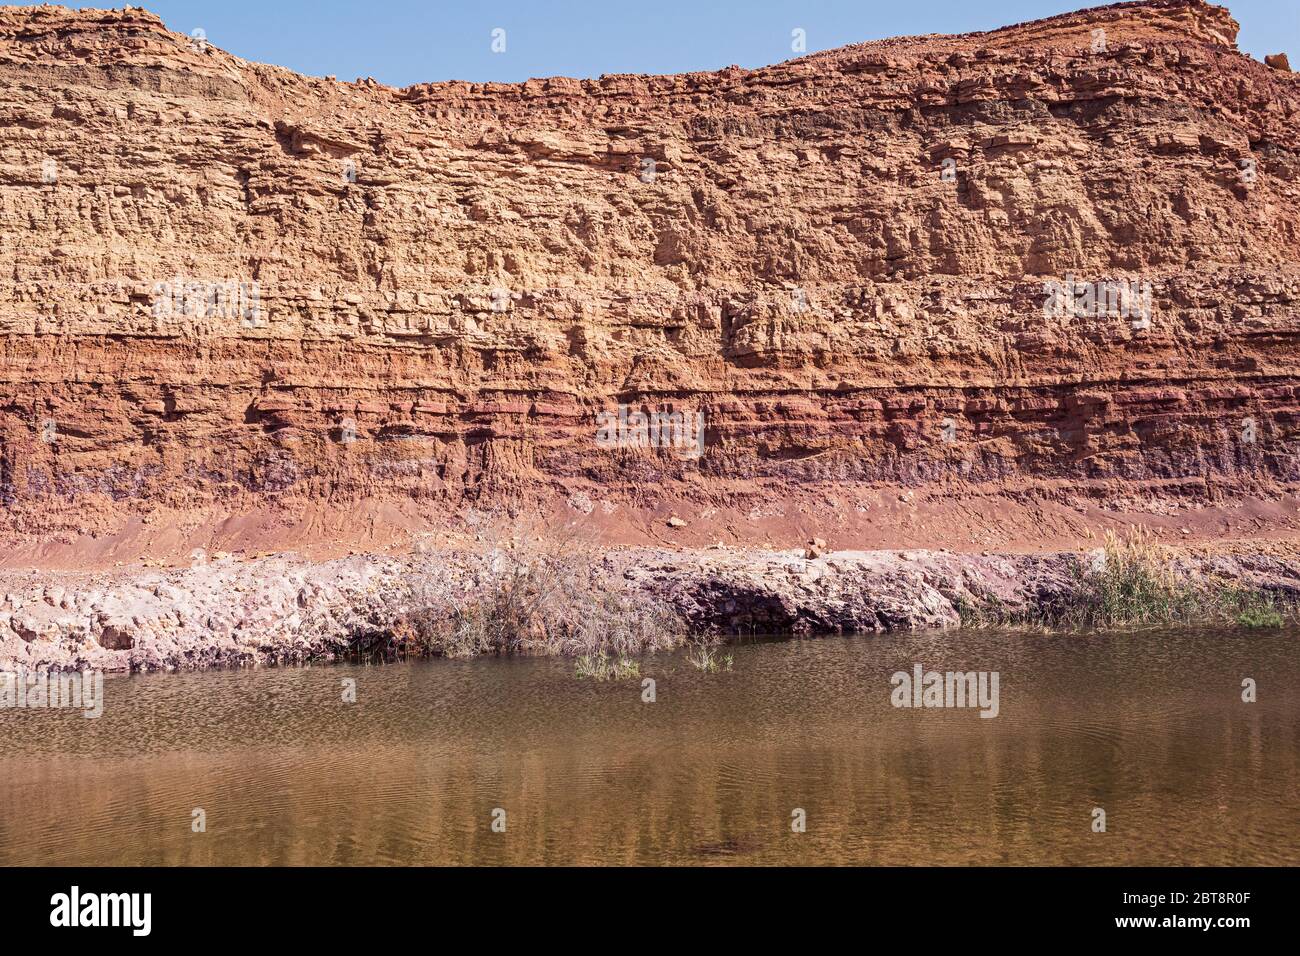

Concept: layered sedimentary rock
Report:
left=1, top=0, right=1299, bottom=548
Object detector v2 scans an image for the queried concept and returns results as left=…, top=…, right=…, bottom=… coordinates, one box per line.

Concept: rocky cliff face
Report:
left=1, top=1, right=1298, bottom=559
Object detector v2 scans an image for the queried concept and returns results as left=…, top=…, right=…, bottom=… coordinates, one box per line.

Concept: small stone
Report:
left=98, top=625, right=134, bottom=650
left=1265, top=53, right=1291, bottom=72
left=667, top=516, right=687, bottom=528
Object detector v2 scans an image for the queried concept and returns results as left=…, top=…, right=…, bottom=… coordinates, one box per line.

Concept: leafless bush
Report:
left=392, top=518, right=686, bottom=659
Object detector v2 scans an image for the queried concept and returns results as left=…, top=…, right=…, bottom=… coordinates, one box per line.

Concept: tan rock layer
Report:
left=1, top=1, right=1299, bottom=538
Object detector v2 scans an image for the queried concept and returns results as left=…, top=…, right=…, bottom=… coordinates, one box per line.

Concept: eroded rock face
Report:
left=0, top=553, right=414, bottom=671
left=6, top=543, right=1300, bottom=671
left=0, top=1, right=1298, bottom=541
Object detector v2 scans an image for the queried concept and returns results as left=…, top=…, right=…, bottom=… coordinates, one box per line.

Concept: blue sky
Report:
left=70, top=1, right=1298, bottom=86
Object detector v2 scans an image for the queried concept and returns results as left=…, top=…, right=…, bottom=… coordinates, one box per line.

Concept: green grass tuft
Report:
left=575, top=652, right=641, bottom=681
left=685, top=642, right=733, bottom=673
left=959, top=530, right=1298, bottom=632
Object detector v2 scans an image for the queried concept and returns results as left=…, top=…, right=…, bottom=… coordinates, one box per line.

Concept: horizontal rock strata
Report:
left=0, top=1, right=1298, bottom=542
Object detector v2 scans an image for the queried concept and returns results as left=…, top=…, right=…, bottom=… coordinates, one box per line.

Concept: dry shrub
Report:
left=395, top=517, right=686, bottom=659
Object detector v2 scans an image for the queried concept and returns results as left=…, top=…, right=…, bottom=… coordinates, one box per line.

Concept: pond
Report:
left=1, top=627, right=1295, bottom=865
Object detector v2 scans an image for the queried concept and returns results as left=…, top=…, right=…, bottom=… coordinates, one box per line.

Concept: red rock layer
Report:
left=0, top=1, right=1298, bottom=547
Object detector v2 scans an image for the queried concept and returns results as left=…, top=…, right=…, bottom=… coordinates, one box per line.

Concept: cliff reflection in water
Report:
left=0, top=627, right=1295, bottom=866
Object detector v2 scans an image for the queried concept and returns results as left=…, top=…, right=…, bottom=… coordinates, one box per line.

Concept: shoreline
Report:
left=4, top=539, right=1298, bottom=673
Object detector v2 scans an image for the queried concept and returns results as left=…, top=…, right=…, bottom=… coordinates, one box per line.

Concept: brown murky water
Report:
left=1, top=627, right=1296, bottom=865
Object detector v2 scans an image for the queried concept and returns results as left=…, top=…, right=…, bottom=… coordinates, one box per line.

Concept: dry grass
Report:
left=1061, top=528, right=1192, bottom=628
left=685, top=642, right=734, bottom=673
left=962, top=528, right=1294, bottom=631
left=574, top=652, right=641, bottom=681
left=389, top=517, right=687, bottom=660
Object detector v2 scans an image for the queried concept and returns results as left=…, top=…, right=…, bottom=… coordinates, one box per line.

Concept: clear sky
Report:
left=66, top=0, right=1299, bottom=86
